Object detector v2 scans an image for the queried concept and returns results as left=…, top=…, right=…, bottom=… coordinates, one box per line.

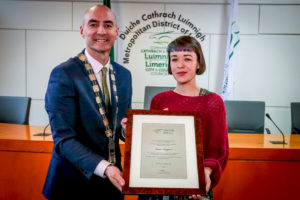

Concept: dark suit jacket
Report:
left=42, top=51, right=132, bottom=199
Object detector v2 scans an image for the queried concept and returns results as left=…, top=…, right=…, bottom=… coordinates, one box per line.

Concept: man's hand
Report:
left=121, top=118, right=128, bottom=131
left=104, top=165, right=125, bottom=191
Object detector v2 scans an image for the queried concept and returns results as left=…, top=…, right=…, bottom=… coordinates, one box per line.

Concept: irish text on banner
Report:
left=221, top=0, right=240, bottom=100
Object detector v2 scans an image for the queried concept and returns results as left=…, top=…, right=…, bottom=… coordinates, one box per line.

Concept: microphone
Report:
left=265, top=113, right=287, bottom=144
left=34, top=123, right=51, bottom=136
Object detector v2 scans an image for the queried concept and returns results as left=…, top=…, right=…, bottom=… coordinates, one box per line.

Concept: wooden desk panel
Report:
left=0, top=151, right=51, bottom=200
left=0, top=123, right=52, bottom=200
left=213, top=134, right=300, bottom=200
left=214, top=160, right=300, bottom=200
left=1, top=123, right=300, bottom=200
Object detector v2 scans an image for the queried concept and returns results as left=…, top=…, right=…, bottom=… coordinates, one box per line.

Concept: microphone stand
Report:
left=265, top=128, right=271, bottom=134
left=34, top=123, right=51, bottom=136
left=266, top=113, right=287, bottom=144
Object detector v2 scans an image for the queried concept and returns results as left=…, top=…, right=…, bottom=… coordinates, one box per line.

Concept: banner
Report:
left=221, top=0, right=240, bottom=100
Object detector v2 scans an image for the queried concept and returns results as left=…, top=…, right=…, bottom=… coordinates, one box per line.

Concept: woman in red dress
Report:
left=144, top=35, right=229, bottom=200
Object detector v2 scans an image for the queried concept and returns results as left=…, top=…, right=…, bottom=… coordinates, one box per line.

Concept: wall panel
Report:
left=0, top=30, right=26, bottom=96
left=260, top=5, right=300, bottom=34
left=26, top=31, right=84, bottom=99
left=0, top=1, right=72, bottom=30
left=28, top=99, right=49, bottom=126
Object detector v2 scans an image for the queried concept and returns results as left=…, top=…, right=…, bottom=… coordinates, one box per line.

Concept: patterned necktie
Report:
left=101, top=67, right=110, bottom=107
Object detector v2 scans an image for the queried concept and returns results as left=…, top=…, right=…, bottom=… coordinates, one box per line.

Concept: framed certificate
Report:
left=122, top=109, right=206, bottom=196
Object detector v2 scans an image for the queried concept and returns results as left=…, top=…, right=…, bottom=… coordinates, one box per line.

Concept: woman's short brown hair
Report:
left=167, top=35, right=206, bottom=75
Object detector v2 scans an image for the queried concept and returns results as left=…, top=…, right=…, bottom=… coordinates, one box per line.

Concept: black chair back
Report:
left=291, top=102, right=300, bottom=134
left=224, top=100, right=265, bottom=133
left=0, top=96, right=31, bottom=125
left=144, top=86, right=175, bottom=109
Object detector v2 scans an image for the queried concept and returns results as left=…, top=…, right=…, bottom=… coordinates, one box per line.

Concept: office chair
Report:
left=0, top=96, right=31, bottom=125
left=291, top=102, right=300, bottom=134
left=144, top=86, right=175, bottom=109
left=224, top=100, right=265, bottom=133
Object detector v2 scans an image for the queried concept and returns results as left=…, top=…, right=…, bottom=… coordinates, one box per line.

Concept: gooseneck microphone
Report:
left=34, top=123, right=51, bottom=136
left=265, top=113, right=287, bottom=144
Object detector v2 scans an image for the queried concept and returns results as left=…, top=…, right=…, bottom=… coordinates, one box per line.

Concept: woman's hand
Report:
left=204, top=167, right=212, bottom=193
left=188, top=167, right=212, bottom=199
left=188, top=194, right=204, bottom=199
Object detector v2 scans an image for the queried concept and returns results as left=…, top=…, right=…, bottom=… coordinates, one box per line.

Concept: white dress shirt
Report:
left=85, top=50, right=111, bottom=100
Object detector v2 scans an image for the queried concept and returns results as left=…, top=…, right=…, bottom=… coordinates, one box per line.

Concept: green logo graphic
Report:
left=149, top=31, right=174, bottom=45
left=141, top=31, right=174, bottom=75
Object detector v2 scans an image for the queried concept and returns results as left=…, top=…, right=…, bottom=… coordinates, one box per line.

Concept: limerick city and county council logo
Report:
left=142, top=31, right=174, bottom=75
left=149, top=31, right=174, bottom=46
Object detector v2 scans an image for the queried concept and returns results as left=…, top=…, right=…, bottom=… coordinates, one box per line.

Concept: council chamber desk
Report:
left=0, top=123, right=52, bottom=200
left=0, top=123, right=300, bottom=200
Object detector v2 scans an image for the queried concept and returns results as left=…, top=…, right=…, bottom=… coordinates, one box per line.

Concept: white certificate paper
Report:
left=140, top=123, right=187, bottom=179
left=129, top=114, right=199, bottom=189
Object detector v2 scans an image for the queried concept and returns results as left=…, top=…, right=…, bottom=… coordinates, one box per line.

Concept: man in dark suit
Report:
left=42, top=5, right=132, bottom=199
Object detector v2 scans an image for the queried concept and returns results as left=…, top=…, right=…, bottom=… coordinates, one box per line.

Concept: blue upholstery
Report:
left=291, top=102, right=300, bottom=134
left=144, top=86, right=175, bottom=109
left=224, top=100, right=265, bottom=133
left=0, top=96, right=31, bottom=124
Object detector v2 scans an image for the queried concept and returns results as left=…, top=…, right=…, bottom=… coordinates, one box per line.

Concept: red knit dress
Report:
left=150, top=90, right=229, bottom=188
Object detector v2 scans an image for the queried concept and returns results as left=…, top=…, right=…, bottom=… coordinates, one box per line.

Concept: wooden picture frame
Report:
left=122, top=109, right=206, bottom=196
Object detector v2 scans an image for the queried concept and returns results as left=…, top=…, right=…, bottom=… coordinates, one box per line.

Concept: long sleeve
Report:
left=45, top=66, right=103, bottom=179
left=150, top=91, right=229, bottom=188
left=203, top=95, right=229, bottom=188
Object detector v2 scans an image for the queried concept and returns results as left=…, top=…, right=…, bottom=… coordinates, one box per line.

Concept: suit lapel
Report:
left=75, top=52, right=108, bottom=127
left=75, top=51, right=118, bottom=131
